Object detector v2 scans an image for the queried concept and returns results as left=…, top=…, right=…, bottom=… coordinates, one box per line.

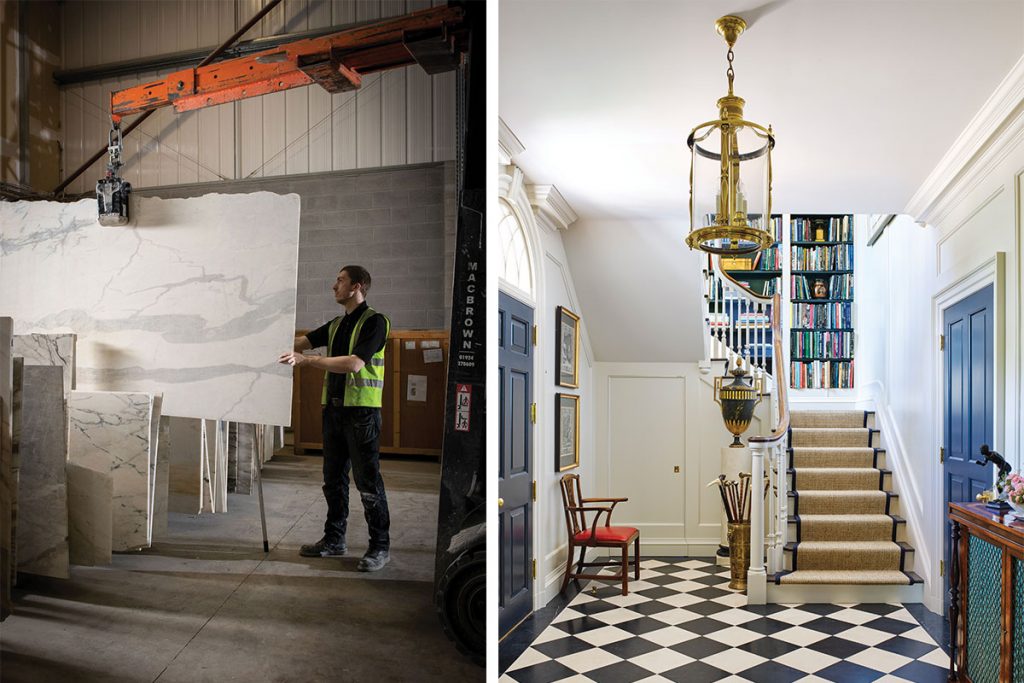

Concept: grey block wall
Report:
left=138, top=162, right=454, bottom=332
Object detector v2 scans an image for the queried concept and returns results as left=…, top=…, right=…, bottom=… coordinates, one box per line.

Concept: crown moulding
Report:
left=527, top=184, right=578, bottom=233
left=904, top=54, right=1024, bottom=227
left=498, top=117, right=525, bottom=165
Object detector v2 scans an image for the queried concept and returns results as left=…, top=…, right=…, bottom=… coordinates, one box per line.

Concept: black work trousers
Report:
left=321, top=402, right=390, bottom=551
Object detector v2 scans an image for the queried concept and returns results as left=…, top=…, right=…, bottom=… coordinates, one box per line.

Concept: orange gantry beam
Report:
left=110, top=4, right=466, bottom=121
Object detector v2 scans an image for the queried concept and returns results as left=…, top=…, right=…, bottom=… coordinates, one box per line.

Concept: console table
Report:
left=948, top=502, right=1024, bottom=682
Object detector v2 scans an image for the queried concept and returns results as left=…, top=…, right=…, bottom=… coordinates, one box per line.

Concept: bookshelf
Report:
left=789, top=215, right=854, bottom=389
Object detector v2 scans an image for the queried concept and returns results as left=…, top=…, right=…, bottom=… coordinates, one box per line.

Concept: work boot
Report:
left=299, top=536, right=347, bottom=557
left=357, top=548, right=390, bottom=572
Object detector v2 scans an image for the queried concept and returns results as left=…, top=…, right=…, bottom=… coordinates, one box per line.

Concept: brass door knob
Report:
left=498, top=497, right=504, bottom=508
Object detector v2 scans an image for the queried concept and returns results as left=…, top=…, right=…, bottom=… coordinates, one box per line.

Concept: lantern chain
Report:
left=726, top=48, right=735, bottom=95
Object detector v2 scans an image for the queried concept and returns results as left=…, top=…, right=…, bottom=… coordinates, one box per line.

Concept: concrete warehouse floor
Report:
left=0, top=441, right=479, bottom=682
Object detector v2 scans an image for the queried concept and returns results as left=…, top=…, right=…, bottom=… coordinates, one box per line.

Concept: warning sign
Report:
left=455, top=384, right=472, bottom=432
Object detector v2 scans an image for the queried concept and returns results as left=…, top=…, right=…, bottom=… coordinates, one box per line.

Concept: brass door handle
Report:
left=498, top=497, right=504, bottom=508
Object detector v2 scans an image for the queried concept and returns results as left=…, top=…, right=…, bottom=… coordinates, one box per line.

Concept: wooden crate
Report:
left=291, top=329, right=449, bottom=458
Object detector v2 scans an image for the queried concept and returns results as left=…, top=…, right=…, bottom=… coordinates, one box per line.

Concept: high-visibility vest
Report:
left=320, top=306, right=390, bottom=407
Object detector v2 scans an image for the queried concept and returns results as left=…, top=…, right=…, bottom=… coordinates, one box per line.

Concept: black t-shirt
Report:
left=305, top=302, right=388, bottom=405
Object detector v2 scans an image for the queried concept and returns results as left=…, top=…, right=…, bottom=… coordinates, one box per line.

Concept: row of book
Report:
left=791, top=330, right=854, bottom=359
left=754, top=245, right=782, bottom=271
left=791, top=360, right=855, bottom=389
left=791, top=274, right=854, bottom=299
left=791, top=244, right=854, bottom=271
left=791, top=302, right=853, bottom=329
left=792, top=215, right=852, bottom=242
left=752, top=215, right=784, bottom=243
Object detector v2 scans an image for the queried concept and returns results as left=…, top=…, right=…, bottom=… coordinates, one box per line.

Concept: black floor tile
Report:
left=737, top=635, right=803, bottom=659
left=890, top=659, right=949, bottom=682
left=659, top=660, right=732, bottom=683
left=736, top=659, right=806, bottom=683
left=581, top=659, right=653, bottom=683
left=807, top=635, right=872, bottom=659
left=504, top=659, right=577, bottom=683
left=814, top=659, right=885, bottom=682
left=668, top=635, right=732, bottom=660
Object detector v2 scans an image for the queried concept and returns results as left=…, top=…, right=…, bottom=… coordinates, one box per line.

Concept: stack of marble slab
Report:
left=67, top=390, right=163, bottom=554
left=0, top=192, right=298, bottom=602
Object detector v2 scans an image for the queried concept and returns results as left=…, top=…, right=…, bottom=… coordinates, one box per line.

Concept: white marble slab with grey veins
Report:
left=12, top=334, right=76, bottom=398
left=68, top=391, right=154, bottom=552
left=16, top=365, right=69, bottom=578
left=0, top=192, right=299, bottom=425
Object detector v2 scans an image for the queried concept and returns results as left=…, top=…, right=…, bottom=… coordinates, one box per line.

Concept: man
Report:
left=278, top=265, right=391, bottom=572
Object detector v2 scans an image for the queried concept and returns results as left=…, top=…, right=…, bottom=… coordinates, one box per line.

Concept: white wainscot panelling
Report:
left=607, top=376, right=686, bottom=545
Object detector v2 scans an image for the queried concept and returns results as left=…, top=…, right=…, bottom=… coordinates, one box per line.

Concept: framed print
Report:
left=555, top=393, right=580, bottom=472
left=556, top=306, right=580, bottom=388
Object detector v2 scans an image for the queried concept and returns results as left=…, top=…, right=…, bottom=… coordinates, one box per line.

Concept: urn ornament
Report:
left=713, top=359, right=763, bottom=447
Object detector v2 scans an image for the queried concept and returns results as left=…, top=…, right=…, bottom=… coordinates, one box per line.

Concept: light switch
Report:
left=673, top=466, right=680, bottom=473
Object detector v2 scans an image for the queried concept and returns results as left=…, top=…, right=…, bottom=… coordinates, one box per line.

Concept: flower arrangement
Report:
left=1000, top=473, right=1024, bottom=515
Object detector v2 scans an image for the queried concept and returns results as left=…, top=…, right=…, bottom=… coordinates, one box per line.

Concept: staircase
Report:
left=772, top=409, right=923, bottom=602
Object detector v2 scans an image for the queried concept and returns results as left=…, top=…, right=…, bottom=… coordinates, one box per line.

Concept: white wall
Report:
left=593, top=362, right=771, bottom=558
left=855, top=59, right=1024, bottom=613
left=59, top=0, right=455, bottom=195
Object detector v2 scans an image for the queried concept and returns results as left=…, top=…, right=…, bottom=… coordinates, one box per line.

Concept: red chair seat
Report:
left=574, top=526, right=638, bottom=544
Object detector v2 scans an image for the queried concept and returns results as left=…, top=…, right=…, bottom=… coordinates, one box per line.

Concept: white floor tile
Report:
left=628, top=647, right=695, bottom=674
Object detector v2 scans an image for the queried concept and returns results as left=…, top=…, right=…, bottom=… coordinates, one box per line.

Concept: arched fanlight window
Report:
left=498, top=199, right=533, bottom=296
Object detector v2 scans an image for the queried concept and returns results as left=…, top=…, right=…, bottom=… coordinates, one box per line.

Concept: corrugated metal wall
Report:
left=59, top=0, right=456, bottom=195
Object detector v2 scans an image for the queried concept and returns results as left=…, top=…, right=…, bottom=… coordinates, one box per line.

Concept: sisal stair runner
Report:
left=776, top=410, right=922, bottom=586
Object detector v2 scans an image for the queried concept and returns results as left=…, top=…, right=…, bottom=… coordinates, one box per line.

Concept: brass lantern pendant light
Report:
left=685, top=15, right=775, bottom=255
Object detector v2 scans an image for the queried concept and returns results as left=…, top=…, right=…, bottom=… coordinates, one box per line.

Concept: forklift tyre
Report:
left=435, top=546, right=485, bottom=666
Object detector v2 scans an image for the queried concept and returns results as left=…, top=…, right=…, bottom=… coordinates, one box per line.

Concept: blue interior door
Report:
left=499, top=292, right=533, bottom=637
left=943, top=285, right=993, bottom=609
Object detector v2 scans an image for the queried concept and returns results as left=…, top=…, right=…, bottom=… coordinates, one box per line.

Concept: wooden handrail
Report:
left=749, top=292, right=790, bottom=442
left=713, top=255, right=773, bottom=302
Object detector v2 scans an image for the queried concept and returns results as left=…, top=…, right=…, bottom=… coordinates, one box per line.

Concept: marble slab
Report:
left=66, top=462, right=113, bottom=566
left=12, top=334, right=76, bottom=397
left=0, top=192, right=299, bottom=425
left=146, top=394, right=163, bottom=544
left=0, top=318, right=12, bottom=618
left=167, top=417, right=202, bottom=514
left=152, top=417, right=170, bottom=539
left=10, top=358, right=22, bottom=586
left=16, top=365, right=69, bottom=578
left=68, top=390, right=153, bottom=551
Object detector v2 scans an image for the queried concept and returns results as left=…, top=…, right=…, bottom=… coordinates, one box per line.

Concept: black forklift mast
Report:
left=433, top=0, right=485, bottom=667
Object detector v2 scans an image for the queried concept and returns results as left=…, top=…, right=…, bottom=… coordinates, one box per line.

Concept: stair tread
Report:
left=790, top=490, right=896, bottom=497
left=785, top=540, right=913, bottom=551
left=790, top=511, right=905, bottom=524
left=788, top=514, right=904, bottom=523
left=788, top=467, right=891, bottom=473
left=775, top=569, right=921, bottom=585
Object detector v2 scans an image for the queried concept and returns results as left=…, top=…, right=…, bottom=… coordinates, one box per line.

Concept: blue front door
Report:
left=943, top=284, right=993, bottom=608
left=499, top=291, right=534, bottom=637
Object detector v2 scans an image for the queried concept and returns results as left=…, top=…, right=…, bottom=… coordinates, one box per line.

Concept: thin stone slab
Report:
left=15, top=365, right=69, bottom=578
left=147, top=394, right=163, bottom=545
left=0, top=193, right=299, bottom=425
left=167, top=417, right=202, bottom=514
left=0, top=318, right=12, bottom=619
left=10, top=358, right=22, bottom=587
left=12, top=333, right=76, bottom=397
left=68, top=391, right=153, bottom=551
left=152, top=417, right=170, bottom=539
left=66, top=462, right=113, bottom=566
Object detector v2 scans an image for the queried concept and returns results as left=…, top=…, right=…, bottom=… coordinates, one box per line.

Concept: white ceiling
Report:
left=500, top=0, right=1024, bottom=363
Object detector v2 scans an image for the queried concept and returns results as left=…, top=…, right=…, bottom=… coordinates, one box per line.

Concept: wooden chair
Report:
left=559, top=473, right=640, bottom=596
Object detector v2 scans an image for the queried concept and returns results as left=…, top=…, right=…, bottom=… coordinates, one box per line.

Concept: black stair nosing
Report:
left=774, top=569, right=923, bottom=586
left=786, top=514, right=905, bottom=524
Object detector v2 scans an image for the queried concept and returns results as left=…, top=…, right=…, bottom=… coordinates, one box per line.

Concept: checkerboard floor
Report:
left=500, top=558, right=948, bottom=682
